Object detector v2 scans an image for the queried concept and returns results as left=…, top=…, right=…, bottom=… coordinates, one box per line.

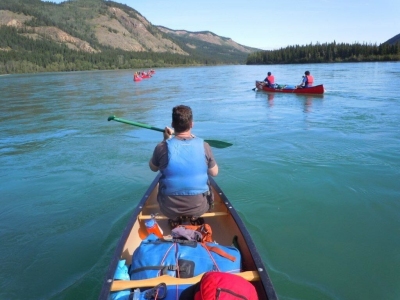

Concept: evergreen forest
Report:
left=0, top=26, right=229, bottom=74
left=0, top=0, right=250, bottom=74
left=246, top=41, right=400, bottom=65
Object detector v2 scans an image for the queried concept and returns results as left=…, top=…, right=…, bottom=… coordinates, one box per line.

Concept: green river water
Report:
left=1, top=63, right=399, bottom=300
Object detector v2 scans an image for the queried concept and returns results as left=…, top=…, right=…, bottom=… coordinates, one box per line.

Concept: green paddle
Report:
left=107, top=115, right=232, bottom=149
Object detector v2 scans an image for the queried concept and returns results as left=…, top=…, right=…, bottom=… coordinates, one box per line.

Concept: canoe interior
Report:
left=122, top=189, right=247, bottom=265
left=99, top=175, right=278, bottom=300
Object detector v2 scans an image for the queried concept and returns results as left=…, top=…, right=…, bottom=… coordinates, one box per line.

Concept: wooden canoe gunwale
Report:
left=98, top=174, right=278, bottom=300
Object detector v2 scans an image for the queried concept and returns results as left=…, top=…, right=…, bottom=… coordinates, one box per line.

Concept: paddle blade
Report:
left=205, top=139, right=233, bottom=149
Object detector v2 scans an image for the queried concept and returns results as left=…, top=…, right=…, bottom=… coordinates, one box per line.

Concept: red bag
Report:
left=194, top=272, right=258, bottom=300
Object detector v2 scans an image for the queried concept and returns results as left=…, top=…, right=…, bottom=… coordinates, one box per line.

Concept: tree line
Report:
left=0, top=0, right=248, bottom=74
left=246, top=41, right=400, bottom=65
left=0, top=26, right=223, bottom=74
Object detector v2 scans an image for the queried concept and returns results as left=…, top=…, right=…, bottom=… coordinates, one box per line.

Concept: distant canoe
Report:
left=133, top=76, right=142, bottom=82
left=256, top=81, right=325, bottom=94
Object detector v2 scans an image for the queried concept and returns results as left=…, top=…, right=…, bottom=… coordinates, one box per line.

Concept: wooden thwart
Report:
left=138, top=211, right=229, bottom=220
left=111, top=271, right=259, bottom=291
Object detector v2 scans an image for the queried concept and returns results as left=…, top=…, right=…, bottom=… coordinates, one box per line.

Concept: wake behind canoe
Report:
left=99, top=174, right=278, bottom=300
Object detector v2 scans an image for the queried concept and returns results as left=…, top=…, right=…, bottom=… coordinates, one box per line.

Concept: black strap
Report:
left=129, top=265, right=178, bottom=276
left=153, top=238, right=197, bottom=247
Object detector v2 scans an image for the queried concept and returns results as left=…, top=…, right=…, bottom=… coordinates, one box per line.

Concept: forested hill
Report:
left=247, top=39, right=400, bottom=65
left=0, top=0, right=259, bottom=74
left=385, top=34, right=400, bottom=45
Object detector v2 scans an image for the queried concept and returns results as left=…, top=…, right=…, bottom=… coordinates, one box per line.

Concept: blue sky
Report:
left=46, top=0, right=399, bottom=50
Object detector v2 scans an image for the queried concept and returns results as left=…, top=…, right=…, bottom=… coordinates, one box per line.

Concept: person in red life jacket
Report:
left=149, top=105, right=219, bottom=224
left=133, top=72, right=141, bottom=81
left=297, top=70, right=314, bottom=88
left=263, top=71, right=275, bottom=87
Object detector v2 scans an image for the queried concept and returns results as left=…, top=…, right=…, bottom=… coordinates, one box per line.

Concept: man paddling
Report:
left=296, top=70, right=314, bottom=88
left=149, top=105, right=218, bottom=226
left=263, top=71, right=275, bottom=87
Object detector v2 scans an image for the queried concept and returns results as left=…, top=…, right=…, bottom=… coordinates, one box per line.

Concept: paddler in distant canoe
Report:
left=263, top=71, right=275, bottom=88
left=296, top=70, right=314, bottom=88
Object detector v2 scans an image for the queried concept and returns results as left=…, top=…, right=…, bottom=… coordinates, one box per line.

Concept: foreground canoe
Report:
left=256, top=80, right=325, bottom=94
left=99, top=174, right=278, bottom=300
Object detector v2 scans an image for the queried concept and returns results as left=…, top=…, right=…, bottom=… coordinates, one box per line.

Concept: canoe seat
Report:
left=139, top=211, right=229, bottom=220
left=111, top=271, right=259, bottom=291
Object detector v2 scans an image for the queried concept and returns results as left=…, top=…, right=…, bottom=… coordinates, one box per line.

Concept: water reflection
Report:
left=254, top=90, right=275, bottom=107
left=267, top=93, right=274, bottom=107
left=255, top=89, right=324, bottom=112
left=298, top=94, right=324, bottom=113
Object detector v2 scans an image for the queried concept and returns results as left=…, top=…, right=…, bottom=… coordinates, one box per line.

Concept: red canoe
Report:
left=255, top=81, right=325, bottom=95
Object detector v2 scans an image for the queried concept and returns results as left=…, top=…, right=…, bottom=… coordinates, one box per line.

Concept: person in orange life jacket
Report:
left=263, top=72, right=275, bottom=87
left=149, top=105, right=219, bottom=221
left=296, top=70, right=314, bottom=88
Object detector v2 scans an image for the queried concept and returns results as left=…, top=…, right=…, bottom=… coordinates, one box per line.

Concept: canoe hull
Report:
left=256, top=81, right=325, bottom=94
left=99, top=174, right=278, bottom=300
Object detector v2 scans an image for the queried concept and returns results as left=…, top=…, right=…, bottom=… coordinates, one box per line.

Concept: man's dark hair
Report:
left=172, top=105, right=193, bottom=133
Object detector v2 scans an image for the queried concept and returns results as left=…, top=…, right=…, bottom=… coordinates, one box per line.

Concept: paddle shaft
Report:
left=111, top=271, right=259, bottom=291
left=109, top=116, right=165, bottom=133
left=108, top=116, right=232, bottom=149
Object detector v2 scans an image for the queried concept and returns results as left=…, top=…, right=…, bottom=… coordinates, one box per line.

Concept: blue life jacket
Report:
left=160, top=137, right=209, bottom=196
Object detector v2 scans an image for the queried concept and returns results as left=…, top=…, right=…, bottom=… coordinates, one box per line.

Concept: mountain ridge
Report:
left=1, top=0, right=398, bottom=74
left=0, top=0, right=258, bottom=62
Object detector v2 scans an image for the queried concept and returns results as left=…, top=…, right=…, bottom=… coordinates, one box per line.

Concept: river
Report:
left=0, top=63, right=399, bottom=300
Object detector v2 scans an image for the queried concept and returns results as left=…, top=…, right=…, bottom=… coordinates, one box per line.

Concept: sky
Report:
left=46, top=0, right=400, bottom=50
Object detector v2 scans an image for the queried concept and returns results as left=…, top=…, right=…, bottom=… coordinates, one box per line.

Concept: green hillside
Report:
left=0, top=0, right=258, bottom=74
